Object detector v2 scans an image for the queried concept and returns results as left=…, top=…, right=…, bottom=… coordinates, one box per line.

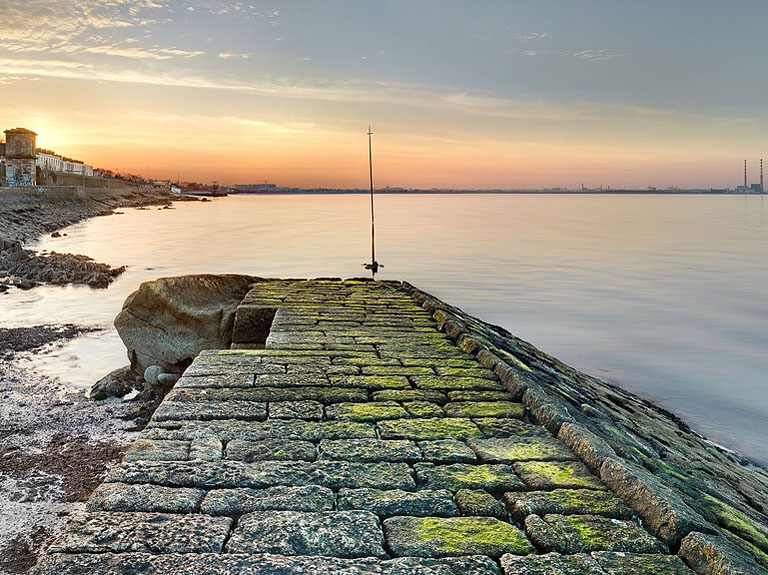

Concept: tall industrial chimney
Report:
left=744, top=159, right=748, bottom=189
left=761, top=159, right=764, bottom=192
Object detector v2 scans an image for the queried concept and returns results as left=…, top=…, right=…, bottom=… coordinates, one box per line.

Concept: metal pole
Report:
left=368, top=126, right=376, bottom=267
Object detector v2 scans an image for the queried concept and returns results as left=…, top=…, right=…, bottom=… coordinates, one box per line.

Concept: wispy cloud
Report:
left=516, top=32, right=548, bottom=41
left=571, top=49, right=627, bottom=61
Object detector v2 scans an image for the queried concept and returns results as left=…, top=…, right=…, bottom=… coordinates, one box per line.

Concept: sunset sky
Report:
left=2, top=1, right=767, bottom=189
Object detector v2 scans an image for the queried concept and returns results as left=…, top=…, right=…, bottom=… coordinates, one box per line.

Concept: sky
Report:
left=2, top=0, right=767, bottom=189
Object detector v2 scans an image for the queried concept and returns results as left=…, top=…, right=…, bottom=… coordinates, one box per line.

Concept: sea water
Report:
left=2, top=193, right=766, bottom=465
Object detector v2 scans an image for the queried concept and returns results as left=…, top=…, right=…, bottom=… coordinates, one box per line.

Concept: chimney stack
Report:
left=761, top=159, right=764, bottom=192
left=745, top=159, right=748, bottom=189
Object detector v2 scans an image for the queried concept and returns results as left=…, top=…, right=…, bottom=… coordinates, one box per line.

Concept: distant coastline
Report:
left=226, top=187, right=765, bottom=196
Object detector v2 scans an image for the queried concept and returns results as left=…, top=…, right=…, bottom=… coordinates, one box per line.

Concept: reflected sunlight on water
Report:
left=2, top=194, right=767, bottom=464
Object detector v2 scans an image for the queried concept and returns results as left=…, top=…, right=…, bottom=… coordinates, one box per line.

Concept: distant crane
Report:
left=363, top=126, right=382, bottom=276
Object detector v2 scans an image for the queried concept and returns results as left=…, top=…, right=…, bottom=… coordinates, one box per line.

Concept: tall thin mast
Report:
left=364, top=126, right=380, bottom=275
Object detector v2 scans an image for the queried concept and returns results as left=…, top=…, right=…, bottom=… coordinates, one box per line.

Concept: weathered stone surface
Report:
left=413, top=376, right=505, bottom=392
left=448, top=390, right=514, bottom=402
left=189, top=437, right=223, bottom=460
left=338, top=488, right=459, bottom=518
left=173, top=373, right=255, bottom=389
left=503, top=488, right=634, bottom=521
left=419, top=440, right=478, bottom=463
left=415, top=463, right=526, bottom=493
left=326, top=401, right=410, bottom=421
left=145, top=419, right=377, bottom=442
left=472, top=418, right=551, bottom=438
left=108, top=460, right=415, bottom=490
left=404, top=401, right=446, bottom=418
left=513, top=461, right=605, bottom=491
left=443, top=402, right=524, bottom=419
left=522, top=387, right=574, bottom=434
left=319, top=439, right=422, bottom=463
left=373, top=389, right=448, bottom=404
left=201, top=485, right=335, bottom=515
left=381, top=556, right=501, bottom=575
left=328, top=375, right=411, bottom=390
left=599, top=458, right=713, bottom=548
left=499, top=552, right=604, bottom=575
left=87, top=483, right=205, bottom=513
left=468, top=436, right=576, bottom=463
left=124, top=439, right=190, bottom=462
left=170, top=385, right=369, bottom=404
left=591, top=551, right=697, bottom=574
left=114, top=274, right=255, bottom=375
left=48, top=512, right=232, bottom=554
left=678, top=531, right=768, bottom=575
left=152, top=400, right=267, bottom=422
left=383, top=516, right=534, bottom=558
left=378, top=418, right=483, bottom=441
left=225, top=439, right=317, bottom=462
left=524, top=514, right=667, bottom=554
left=557, top=422, right=618, bottom=474
left=269, top=400, right=324, bottom=420
left=226, top=510, right=387, bottom=558
left=454, top=489, right=508, bottom=520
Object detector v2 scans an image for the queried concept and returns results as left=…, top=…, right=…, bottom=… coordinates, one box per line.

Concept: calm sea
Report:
left=2, top=194, right=767, bottom=465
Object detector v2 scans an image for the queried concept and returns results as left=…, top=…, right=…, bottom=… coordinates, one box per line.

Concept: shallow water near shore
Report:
left=2, top=193, right=767, bottom=466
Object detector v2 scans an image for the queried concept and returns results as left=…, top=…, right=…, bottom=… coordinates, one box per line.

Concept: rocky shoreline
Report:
left=0, top=186, right=191, bottom=574
left=0, top=187, right=184, bottom=291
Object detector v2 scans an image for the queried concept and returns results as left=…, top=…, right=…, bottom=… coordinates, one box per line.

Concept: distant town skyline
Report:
left=2, top=1, right=767, bottom=189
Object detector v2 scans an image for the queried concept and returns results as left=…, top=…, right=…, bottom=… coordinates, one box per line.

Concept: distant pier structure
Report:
left=3, top=128, right=37, bottom=187
left=737, top=158, right=765, bottom=193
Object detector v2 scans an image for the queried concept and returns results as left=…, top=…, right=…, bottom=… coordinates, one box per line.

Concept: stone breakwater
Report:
left=31, top=279, right=768, bottom=574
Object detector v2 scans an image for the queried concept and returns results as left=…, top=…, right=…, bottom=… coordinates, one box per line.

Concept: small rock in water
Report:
left=51, top=231, right=61, bottom=238
left=90, top=365, right=136, bottom=400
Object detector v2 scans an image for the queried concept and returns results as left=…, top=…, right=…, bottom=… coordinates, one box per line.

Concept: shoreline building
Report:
left=3, top=128, right=37, bottom=186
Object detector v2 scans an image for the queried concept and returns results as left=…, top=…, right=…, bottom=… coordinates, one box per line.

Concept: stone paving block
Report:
left=499, top=552, right=604, bottom=575
left=124, top=439, right=190, bottom=462
left=332, top=357, right=402, bottom=367
left=524, top=514, right=667, bottom=554
left=373, top=389, right=448, bottom=404
left=225, top=439, right=317, bottom=462
left=361, top=366, right=436, bottom=376
left=87, top=482, right=205, bottom=513
left=513, top=461, right=605, bottom=491
left=413, top=376, right=505, bottom=392
left=455, top=489, right=509, bottom=520
left=289, top=364, right=362, bottom=375
left=434, top=367, right=498, bottom=379
left=174, top=373, right=256, bottom=388
left=226, top=510, right=387, bottom=558
left=404, top=401, right=446, bottom=418
left=443, top=401, right=524, bottom=419
left=448, top=391, right=515, bottom=402
left=415, top=463, right=526, bottom=493
left=253, top=373, right=330, bottom=388
left=338, top=488, right=459, bottom=518
left=473, top=418, right=551, bottom=438
left=503, top=488, right=635, bottom=521
left=326, top=401, right=410, bottom=421
left=48, top=512, right=232, bottom=554
left=419, top=440, right=478, bottom=463
left=383, top=516, right=534, bottom=558
left=269, top=400, right=324, bottom=420
left=468, top=436, right=576, bottom=463
left=678, top=531, right=767, bottom=575
left=107, top=460, right=415, bottom=490
left=152, top=401, right=267, bottom=422
left=145, top=419, right=377, bottom=442
left=318, top=439, right=422, bottom=463
left=201, top=485, right=335, bottom=515
left=378, top=418, right=483, bottom=441
left=381, top=556, right=502, bottom=575
left=591, top=551, right=697, bottom=574
left=329, top=375, right=412, bottom=390
left=189, top=437, right=223, bottom=460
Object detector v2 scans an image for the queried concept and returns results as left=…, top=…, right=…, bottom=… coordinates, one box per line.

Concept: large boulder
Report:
left=114, top=274, right=257, bottom=376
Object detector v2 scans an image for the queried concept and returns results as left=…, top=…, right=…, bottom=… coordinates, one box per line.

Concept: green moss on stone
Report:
left=443, top=401, right=524, bottom=419
left=513, top=461, right=605, bottom=490
left=699, top=492, right=768, bottom=553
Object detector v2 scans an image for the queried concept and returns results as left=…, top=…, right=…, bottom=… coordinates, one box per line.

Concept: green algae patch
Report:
left=325, top=401, right=409, bottom=422
left=525, top=514, right=668, bottom=554
left=383, top=516, right=534, bottom=558
left=491, top=347, right=533, bottom=373
left=699, top=491, right=768, bottom=553
left=443, top=401, right=524, bottom=419
left=503, top=488, right=635, bottom=522
left=472, top=418, right=551, bottom=439
left=415, top=462, right=526, bottom=493
left=591, top=551, right=697, bottom=575
left=329, top=375, right=411, bottom=390
left=378, top=418, right=483, bottom=441
left=513, top=460, right=605, bottom=491
left=413, top=375, right=505, bottom=392
left=468, top=436, right=575, bottom=463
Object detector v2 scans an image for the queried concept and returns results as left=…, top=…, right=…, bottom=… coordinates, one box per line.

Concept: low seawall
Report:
left=31, top=279, right=768, bottom=574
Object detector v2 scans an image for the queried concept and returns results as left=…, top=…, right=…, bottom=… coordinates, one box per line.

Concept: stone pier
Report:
left=31, top=279, right=768, bottom=574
